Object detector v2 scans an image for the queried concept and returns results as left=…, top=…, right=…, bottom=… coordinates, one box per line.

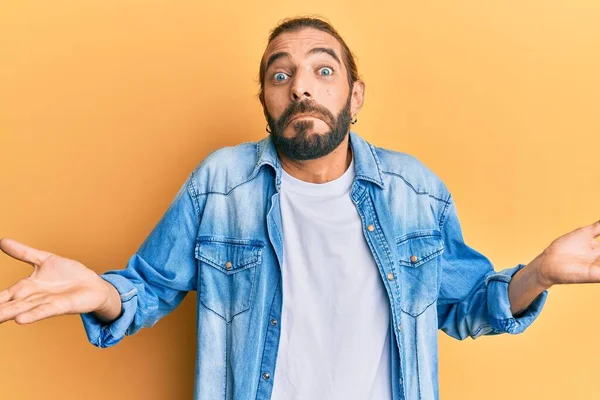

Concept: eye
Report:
left=274, top=72, right=289, bottom=82
left=318, top=67, right=334, bottom=76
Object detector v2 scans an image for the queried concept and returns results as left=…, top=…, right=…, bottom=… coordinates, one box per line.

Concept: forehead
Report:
left=263, top=28, right=343, bottom=63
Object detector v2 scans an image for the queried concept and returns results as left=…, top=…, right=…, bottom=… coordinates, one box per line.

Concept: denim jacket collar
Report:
left=250, top=131, right=385, bottom=190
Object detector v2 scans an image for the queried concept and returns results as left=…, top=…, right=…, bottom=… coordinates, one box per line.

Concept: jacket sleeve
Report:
left=80, top=171, right=201, bottom=348
left=436, top=195, right=548, bottom=340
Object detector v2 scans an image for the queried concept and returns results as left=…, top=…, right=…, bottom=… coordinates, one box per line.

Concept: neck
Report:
left=278, top=135, right=353, bottom=184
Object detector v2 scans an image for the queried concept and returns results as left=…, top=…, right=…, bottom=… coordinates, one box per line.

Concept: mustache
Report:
left=277, top=100, right=335, bottom=129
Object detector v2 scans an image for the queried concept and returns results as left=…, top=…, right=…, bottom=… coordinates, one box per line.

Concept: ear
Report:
left=258, top=87, right=271, bottom=120
left=350, top=80, right=365, bottom=118
left=258, top=89, right=266, bottom=109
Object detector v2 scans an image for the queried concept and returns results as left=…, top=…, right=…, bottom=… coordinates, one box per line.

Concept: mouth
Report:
left=288, top=113, right=323, bottom=124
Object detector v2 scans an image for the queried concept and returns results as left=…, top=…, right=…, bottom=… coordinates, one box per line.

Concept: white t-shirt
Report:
left=271, top=156, right=392, bottom=400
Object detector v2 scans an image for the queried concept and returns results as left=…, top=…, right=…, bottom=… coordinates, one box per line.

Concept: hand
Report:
left=533, top=220, right=600, bottom=288
left=0, top=238, right=118, bottom=324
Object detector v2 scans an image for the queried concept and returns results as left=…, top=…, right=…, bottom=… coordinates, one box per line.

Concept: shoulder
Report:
left=374, top=145, right=450, bottom=203
left=190, top=141, right=261, bottom=196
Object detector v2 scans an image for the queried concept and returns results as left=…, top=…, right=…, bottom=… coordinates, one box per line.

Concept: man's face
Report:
left=261, top=28, right=363, bottom=161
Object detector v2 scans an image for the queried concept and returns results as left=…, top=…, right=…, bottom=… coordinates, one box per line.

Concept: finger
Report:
left=0, top=238, right=53, bottom=266
left=0, top=281, right=23, bottom=304
left=14, top=291, right=49, bottom=303
left=587, top=220, right=600, bottom=238
left=0, top=293, right=50, bottom=312
left=0, top=298, right=46, bottom=324
left=15, top=303, right=62, bottom=325
left=0, top=281, right=48, bottom=306
left=0, top=288, right=13, bottom=304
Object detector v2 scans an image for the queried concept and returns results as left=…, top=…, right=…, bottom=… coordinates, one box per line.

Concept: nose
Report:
left=290, top=68, right=313, bottom=101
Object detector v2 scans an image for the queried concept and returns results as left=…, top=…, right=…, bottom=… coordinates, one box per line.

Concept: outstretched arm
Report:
left=0, top=171, right=201, bottom=349
left=436, top=196, right=548, bottom=340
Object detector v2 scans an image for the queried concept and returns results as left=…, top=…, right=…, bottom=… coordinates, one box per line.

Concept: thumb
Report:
left=0, top=238, right=53, bottom=266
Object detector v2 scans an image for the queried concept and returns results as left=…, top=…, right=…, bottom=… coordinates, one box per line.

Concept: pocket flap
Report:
left=396, top=230, right=444, bottom=267
left=195, top=238, right=263, bottom=274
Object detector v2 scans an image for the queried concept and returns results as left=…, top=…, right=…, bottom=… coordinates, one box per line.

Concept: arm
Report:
left=0, top=171, right=202, bottom=345
left=80, top=171, right=201, bottom=347
left=436, top=195, right=548, bottom=340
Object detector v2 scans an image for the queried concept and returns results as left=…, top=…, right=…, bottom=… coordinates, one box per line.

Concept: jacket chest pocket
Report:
left=195, top=238, right=263, bottom=323
left=396, top=230, right=444, bottom=317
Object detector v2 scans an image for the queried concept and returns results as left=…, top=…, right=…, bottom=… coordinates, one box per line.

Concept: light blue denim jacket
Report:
left=81, top=131, right=547, bottom=400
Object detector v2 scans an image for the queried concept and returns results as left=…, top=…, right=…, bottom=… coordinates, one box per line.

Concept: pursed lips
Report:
left=288, top=113, right=323, bottom=124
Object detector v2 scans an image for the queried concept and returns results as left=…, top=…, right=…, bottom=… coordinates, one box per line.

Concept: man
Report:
left=0, top=16, right=599, bottom=400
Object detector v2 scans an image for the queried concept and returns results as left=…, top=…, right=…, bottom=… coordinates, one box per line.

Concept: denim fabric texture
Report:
left=80, top=131, right=547, bottom=400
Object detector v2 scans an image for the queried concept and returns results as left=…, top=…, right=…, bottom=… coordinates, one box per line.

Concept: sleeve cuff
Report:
left=485, top=263, right=548, bottom=334
left=80, top=274, right=138, bottom=348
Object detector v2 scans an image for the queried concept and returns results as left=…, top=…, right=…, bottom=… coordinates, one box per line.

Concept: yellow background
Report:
left=1, top=1, right=599, bottom=399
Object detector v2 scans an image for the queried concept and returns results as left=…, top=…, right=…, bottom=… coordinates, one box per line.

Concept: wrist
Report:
left=527, top=252, right=554, bottom=291
left=94, top=278, right=122, bottom=323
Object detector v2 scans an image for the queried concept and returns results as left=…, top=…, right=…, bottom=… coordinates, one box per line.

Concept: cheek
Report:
left=265, top=90, right=286, bottom=118
left=318, top=87, right=346, bottom=114
left=322, top=89, right=335, bottom=105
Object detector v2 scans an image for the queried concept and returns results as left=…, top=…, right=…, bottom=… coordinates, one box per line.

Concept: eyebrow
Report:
left=265, top=47, right=342, bottom=70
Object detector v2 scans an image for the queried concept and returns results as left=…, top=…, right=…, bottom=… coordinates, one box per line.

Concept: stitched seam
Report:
left=271, top=214, right=283, bottom=248
left=393, top=231, right=442, bottom=316
left=366, top=142, right=385, bottom=187
left=438, top=195, right=453, bottom=230
left=351, top=184, right=368, bottom=205
left=197, top=270, right=257, bottom=323
left=256, top=141, right=260, bottom=164
left=255, top=277, right=281, bottom=400
left=188, top=171, right=202, bottom=219
left=380, top=171, right=450, bottom=203
left=199, top=256, right=259, bottom=273
left=416, top=316, right=422, bottom=400
left=199, top=296, right=230, bottom=322
left=253, top=140, right=277, bottom=170
left=359, top=199, right=405, bottom=374
left=398, top=248, right=444, bottom=268
left=230, top=263, right=258, bottom=320
left=396, top=230, right=442, bottom=244
left=196, top=236, right=265, bottom=247
left=404, top=298, right=437, bottom=318
left=223, top=321, right=227, bottom=400
left=195, top=173, right=263, bottom=197
left=360, top=207, right=386, bottom=287
left=367, top=202, right=396, bottom=283
left=355, top=174, right=385, bottom=187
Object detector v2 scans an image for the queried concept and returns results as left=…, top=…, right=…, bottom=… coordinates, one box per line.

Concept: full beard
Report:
left=267, top=94, right=353, bottom=161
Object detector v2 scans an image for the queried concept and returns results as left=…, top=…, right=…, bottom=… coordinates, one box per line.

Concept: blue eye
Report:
left=319, top=67, right=333, bottom=76
left=274, top=72, right=288, bottom=82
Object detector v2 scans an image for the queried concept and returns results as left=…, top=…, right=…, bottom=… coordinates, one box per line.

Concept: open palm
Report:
left=0, top=238, right=110, bottom=324
left=536, top=220, right=600, bottom=287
